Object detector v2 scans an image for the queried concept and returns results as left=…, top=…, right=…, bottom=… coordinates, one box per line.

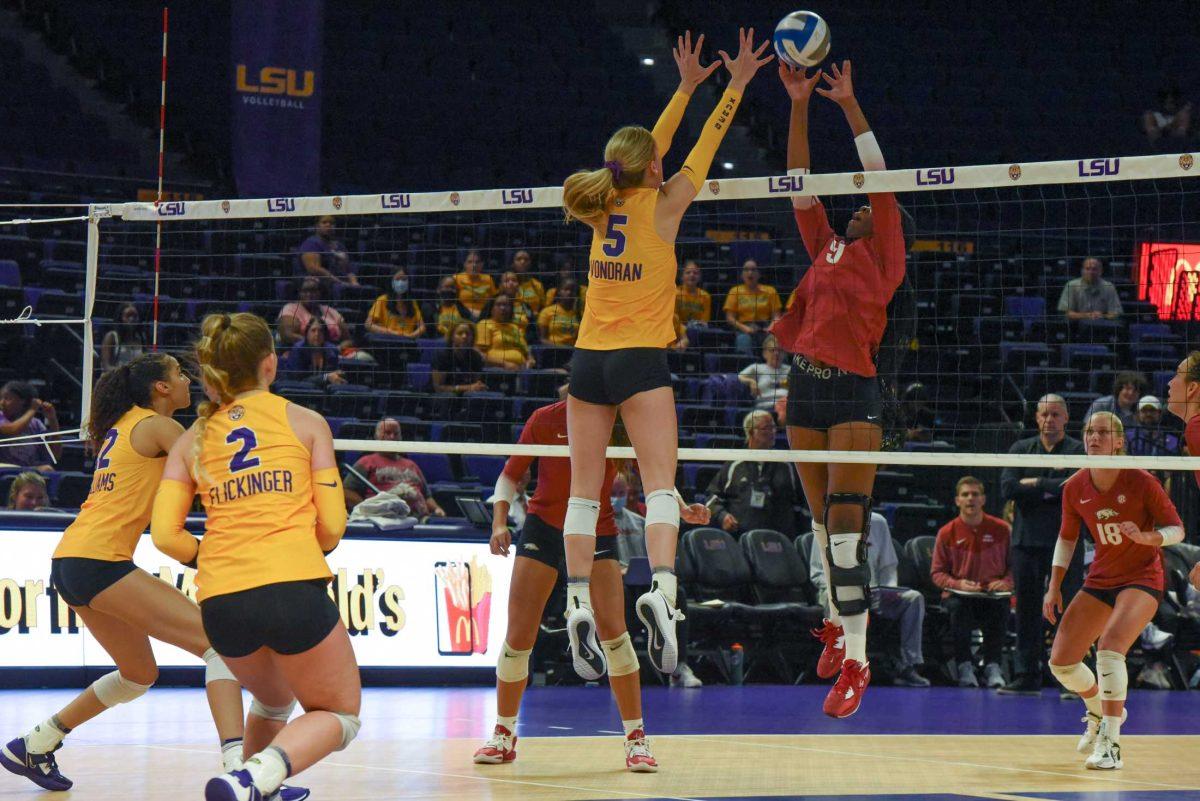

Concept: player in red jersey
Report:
left=473, top=398, right=707, bottom=772
left=1165, top=351, right=1200, bottom=591
left=771, top=61, right=912, bottom=719
left=1045, top=411, right=1183, bottom=771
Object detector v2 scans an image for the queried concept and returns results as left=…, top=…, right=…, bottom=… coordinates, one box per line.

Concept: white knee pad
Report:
left=332, top=711, right=361, bottom=751
left=1050, top=661, right=1096, bottom=694
left=249, top=698, right=296, bottom=722
left=601, top=632, right=640, bottom=677
left=92, top=670, right=153, bottom=707
left=1097, top=650, right=1128, bottom=702
left=564, top=497, right=600, bottom=538
left=644, top=489, right=680, bottom=528
left=496, top=641, right=532, bottom=683
left=203, top=648, right=237, bottom=685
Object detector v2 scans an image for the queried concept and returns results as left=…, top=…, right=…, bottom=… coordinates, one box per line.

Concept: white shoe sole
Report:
left=1085, top=759, right=1123, bottom=770
left=636, top=593, right=677, bottom=675
left=567, top=610, right=606, bottom=680
left=627, top=761, right=659, bottom=773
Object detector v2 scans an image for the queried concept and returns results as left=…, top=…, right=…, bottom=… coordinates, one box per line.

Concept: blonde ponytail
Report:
left=563, top=125, right=657, bottom=225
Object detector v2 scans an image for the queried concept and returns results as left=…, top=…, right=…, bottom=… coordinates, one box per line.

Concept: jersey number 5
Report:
left=226, top=427, right=261, bottom=473
left=602, top=214, right=629, bottom=258
left=96, top=428, right=119, bottom=469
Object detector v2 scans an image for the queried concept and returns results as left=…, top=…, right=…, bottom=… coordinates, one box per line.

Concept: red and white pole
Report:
left=151, top=6, right=169, bottom=350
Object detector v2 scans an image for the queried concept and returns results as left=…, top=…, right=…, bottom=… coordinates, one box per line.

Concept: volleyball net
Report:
left=4, top=152, right=1200, bottom=513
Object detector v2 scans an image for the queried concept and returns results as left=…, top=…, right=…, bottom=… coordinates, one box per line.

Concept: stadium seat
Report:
left=902, top=536, right=941, bottom=602
left=463, top=455, right=506, bottom=487
left=0, top=259, right=19, bottom=287
left=409, top=452, right=456, bottom=484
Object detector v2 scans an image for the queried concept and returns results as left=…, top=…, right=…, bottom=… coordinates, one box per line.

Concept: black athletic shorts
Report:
left=50, top=557, right=140, bottom=607
left=785, top=354, right=882, bottom=430
left=200, top=579, right=341, bottom=659
left=1081, top=583, right=1164, bottom=607
left=516, top=513, right=617, bottom=569
left=569, top=347, right=672, bottom=406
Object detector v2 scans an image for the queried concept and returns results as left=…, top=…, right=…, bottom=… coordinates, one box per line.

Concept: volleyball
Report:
left=773, top=10, right=831, bottom=68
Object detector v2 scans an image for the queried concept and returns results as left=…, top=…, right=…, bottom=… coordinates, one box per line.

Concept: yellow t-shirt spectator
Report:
left=723, top=284, right=782, bottom=324
left=508, top=299, right=534, bottom=328
left=436, top=302, right=471, bottom=338
left=546, top=284, right=587, bottom=307
left=676, top=285, right=712, bottom=324
left=454, top=272, right=497, bottom=314
left=537, top=302, right=581, bottom=346
left=366, top=295, right=424, bottom=337
left=516, top=277, right=546, bottom=313
left=476, top=319, right=529, bottom=369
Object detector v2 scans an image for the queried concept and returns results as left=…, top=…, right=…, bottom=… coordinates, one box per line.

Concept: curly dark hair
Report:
left=87, top=353, right=176, bottom=444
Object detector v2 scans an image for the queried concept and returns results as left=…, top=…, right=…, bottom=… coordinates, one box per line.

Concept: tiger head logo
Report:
left=220, top=200, right=231, bottom=214
left=1008, top=164, right=1022, bottom=181
left=1181, top=154, right=1194, bottom=171
left=450, top=192, right=461, bottom=206
left=708, top=180, right=720, bottom=195
left=852, top=173, right=865, bottom=189
left=228, top=405, right=245, bottom=421
left=332, top=196, right=343, bottom=210
left=1095, top=508, right=1118, bottom=520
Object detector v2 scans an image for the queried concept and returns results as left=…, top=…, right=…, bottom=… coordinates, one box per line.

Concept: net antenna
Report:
left=151, top=5, right=170, bottom=352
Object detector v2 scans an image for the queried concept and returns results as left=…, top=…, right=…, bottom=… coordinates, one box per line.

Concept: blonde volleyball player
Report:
left=1045, top=411, right=1183, bottom=770
left=560, top=28, right=771, bottom=680
left=474, top=399, right=708, bottom=771
left=772, top=61, right=912, bottom=718
left=151, top=313, right=357, bottom=801
left=0, top=355, right=311, bottom=799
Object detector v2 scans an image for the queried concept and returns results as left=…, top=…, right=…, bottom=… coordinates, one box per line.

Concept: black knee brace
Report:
left=824, top=492, right=873, bottom=617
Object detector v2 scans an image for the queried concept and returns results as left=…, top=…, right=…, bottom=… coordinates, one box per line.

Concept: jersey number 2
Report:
left=96, top=429, right=118, bottom=469
left=602, top=214, right=628, bottom=258
left=226, top=427, right=261, bottom=473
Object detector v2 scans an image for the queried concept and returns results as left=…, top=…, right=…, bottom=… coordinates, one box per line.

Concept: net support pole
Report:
left=80, top=208, right=104, bottom=438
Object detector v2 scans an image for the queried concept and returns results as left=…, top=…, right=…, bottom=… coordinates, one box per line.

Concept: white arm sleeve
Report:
left=1158, top=525, right=1185, bottom=546
left=854, top=131, right=886, bottom=172
left=788, top=166, right=815, bottom=210
left=1052, top=537, right=1075, bottom=569
left=487, top=473, right=518, bottom=506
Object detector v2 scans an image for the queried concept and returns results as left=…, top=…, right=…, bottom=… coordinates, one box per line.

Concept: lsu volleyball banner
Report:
left=231, top=0, right=324, bottom=198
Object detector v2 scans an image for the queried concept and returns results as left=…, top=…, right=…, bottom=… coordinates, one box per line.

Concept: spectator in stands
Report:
left=546, top=264, right=586, bottom=307
left=671, top=313, right=689, bottom=350
left=931, top=476, right=1013, bottom=689
left=810, top=512, right=929, bottom=687
left=724, top=259, right=782, bottom=355
left=366, top=268, right=426, bottom=339
left=281, top=319, right=346, bottom=387
left=432, top=322, right=487, bottom=395
left=433, top=275, right=474, bottom=337
left=1126, top=395, right=1180, bottom=456
left=6, top=471, right=49, bottom=510
left=676, top=260, right=712, bottom=324
left=454, top=249, right=497, bottom=319
left=537, top=278, right=581, bottom=346
left=343, top=417, right=445, bottom=517
left=498, top=271, right=535, bottom=327
left=999, top=393, right=1085, bottom=695
left=901, top=381, right=938, bottom=443
left=509, top=250, right=545, bottom=313
left=0, top=381, right=60, bottom=470
left=100, top=302, right=145, bottom=372
left=1085, top=370, right=1148, bottom=430
left=1142, top=85, right=1192, bottom=144
left=1056, top=257, right=1123, bottom=322
left=277, top=277, right=348, bottom=346
left=705, top=410, right=798, bottom=537
left=738, top=334, right=789, bottom=413
left=299, top=215, right=359, bottom=287
left=477, top=295, right=534, bottom=371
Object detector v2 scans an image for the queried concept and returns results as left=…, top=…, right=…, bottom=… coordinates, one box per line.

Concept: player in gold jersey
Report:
left=558, top=29, right=770, bottom=680
left=0, top=355, right=311, bottom=797
left=150, top=313, right=357, bottom=801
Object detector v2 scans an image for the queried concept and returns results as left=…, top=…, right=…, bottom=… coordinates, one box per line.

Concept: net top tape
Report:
left=109, top=152, right=1197, bottom=222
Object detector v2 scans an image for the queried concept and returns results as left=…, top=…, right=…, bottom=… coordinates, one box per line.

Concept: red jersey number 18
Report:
left=1096, top=522, right=1124, bottom=545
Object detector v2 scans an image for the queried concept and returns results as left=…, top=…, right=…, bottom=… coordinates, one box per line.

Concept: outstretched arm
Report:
left=817, top=60, right=879, bottom=167
left=780, top=64, right=820, bottom=174
left=651, top=31, right=720, bottom=158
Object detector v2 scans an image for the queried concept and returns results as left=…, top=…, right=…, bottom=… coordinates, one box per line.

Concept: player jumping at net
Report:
left=1044, top=411, right=1184, bottom=771
left=772, top=60, right=913, bottom=718
left=475, top=398, right=709, bottom=771
left=0, top=354, right=309, bottom=800
left=559, top=28, right=771, bottom=680
left=151, top=313, right=359, bottom=801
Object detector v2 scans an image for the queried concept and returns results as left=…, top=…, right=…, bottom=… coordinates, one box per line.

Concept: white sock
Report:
left=25, top=716, right=69, bottom=754
left=651, top=569, right=677, bottom=607
left=566, top=579, right=592, bottom=613
left=1104, top=714, right=1122, bottom=742
left=221, top=738, right=244, bottom=771
left=495, top=715, right=517, bottom=733
left=841, top=612, right=868, bottom=664
left=244, top=747, right=289, bottom=794
left=812, top=523, right=841, bottom=627
left=622, top=718, right=644, bottom=737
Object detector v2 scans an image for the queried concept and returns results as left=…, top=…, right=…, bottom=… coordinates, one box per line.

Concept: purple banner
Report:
left=231, top=0, right=323, bottom=198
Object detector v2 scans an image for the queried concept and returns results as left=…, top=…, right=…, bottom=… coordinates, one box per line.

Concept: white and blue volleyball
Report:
left=773, top=11, right=831, bottom=69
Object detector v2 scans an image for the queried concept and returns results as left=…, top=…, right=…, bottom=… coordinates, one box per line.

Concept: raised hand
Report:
left=673, top=31, right=720, bottom=93
left=815, top=59, right=856, bottom=106
left=778, top=63, right=821, bottom=103
left=718, top=27, right=774, bottom=92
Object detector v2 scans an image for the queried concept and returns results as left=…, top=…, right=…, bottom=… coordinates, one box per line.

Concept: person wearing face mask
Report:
left=431, top=275, right=474, bottom=338
left=477, top=295, right=535, bottom=371
left=704, top=410, right=798, bottom=538
left=366, top=268, right=426, bottom=339
left=101, top=303, right=146, bottom=372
